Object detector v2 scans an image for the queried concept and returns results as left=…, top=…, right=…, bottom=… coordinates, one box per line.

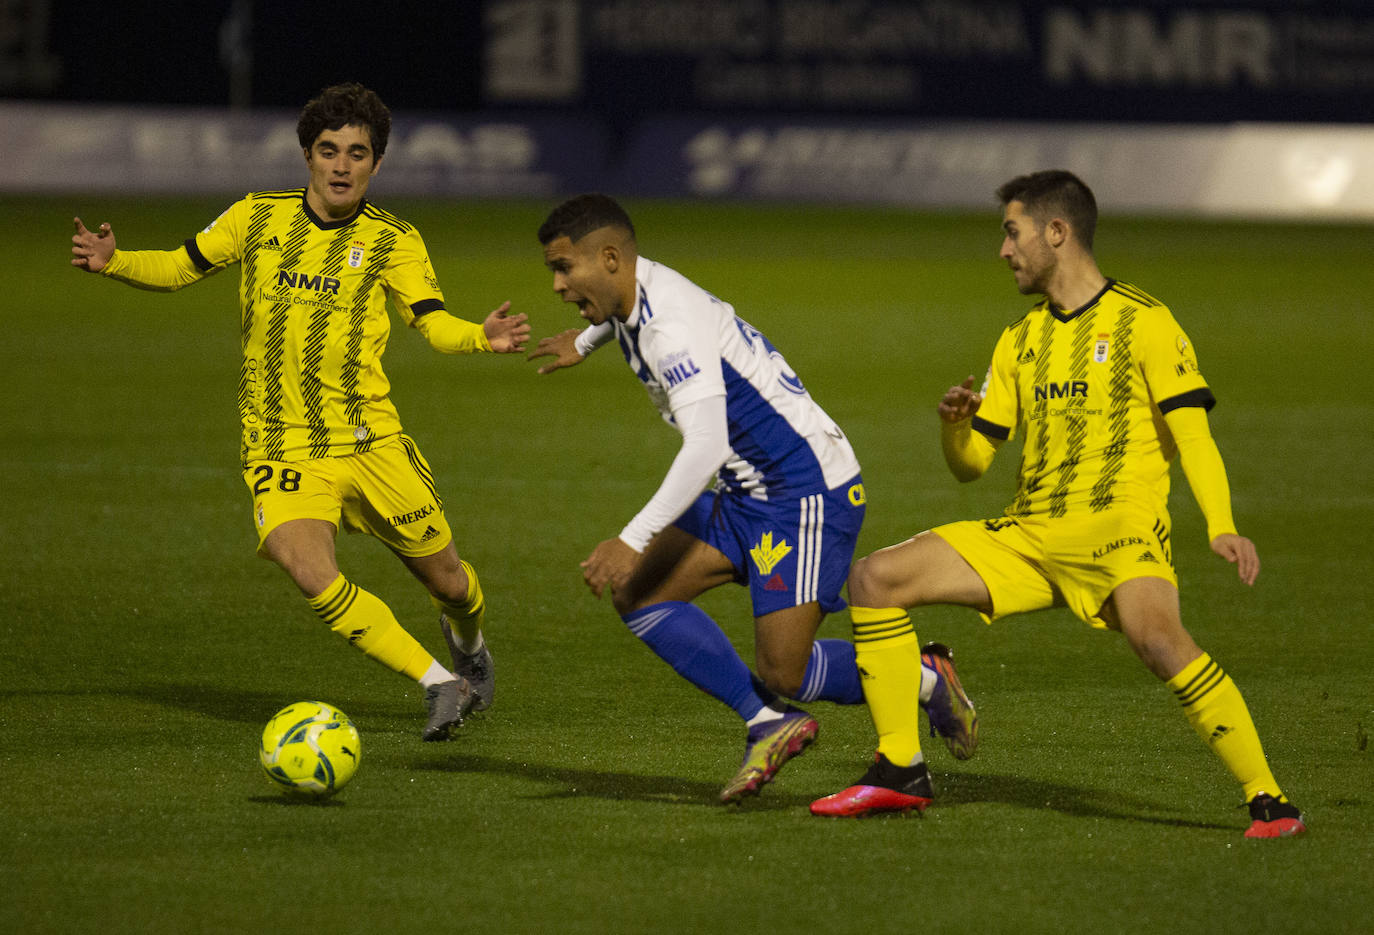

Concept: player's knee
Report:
left=424, top=565, right=470, bottom=607
left=611, top=589, right=640, bottom=617
left=847, top=555, right=888, bottom=608
left=269, top=551, right=339, bottom=598
left=757, top=657, right=805, bottom=699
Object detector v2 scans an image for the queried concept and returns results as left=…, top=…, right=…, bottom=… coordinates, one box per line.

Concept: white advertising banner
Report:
left=2, top=102, right=1371, bottom=219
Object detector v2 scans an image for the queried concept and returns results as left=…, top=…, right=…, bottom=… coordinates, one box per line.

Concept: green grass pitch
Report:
left=2, top=194, right=1371, bottom=934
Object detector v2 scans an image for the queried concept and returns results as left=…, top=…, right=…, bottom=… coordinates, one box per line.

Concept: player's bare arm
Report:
left=938, top=375, right=982, bottom=423
left=482, top=301, right=531, bottom=353
left=581, top=536, right=640, bottom=598
left=1210, top=533, right=1260, bottom=587
left=71, top=217, right=115, bottom=272
left=528, top=328, right=586, bottom=375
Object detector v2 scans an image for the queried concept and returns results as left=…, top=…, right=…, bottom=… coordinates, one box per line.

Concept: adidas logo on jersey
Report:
left=1017, top=347, right=1037, bottom=363
left=262, top=235, right=281, bottom=250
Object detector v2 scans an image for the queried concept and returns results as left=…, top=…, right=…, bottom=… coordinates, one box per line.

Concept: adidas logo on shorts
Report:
left=419, top=525, right=441, bottom=542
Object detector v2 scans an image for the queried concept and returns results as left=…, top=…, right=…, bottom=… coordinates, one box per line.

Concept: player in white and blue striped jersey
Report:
left=532, top=194, right=975, bottom=804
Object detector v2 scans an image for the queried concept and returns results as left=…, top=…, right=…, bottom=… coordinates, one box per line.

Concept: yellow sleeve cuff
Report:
left=941, top=418, right=998, bottom=482
left=412, top=311, right=493, bottom=354
left=101, top=247, right=205, bottom=292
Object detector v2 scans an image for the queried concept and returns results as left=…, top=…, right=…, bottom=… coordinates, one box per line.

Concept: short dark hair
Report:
left=538, top=193, right=636, bottom=246
left=996, top=170, right=1097, bottom=249
left=297, top=82, right=392, bottom=159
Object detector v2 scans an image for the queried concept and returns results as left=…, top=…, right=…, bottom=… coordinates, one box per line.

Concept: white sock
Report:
left=419, top=660, right=454, bottom=688
left=918, top=663, right=937, bottom=704
left=745, top=704, right=786, bottom=730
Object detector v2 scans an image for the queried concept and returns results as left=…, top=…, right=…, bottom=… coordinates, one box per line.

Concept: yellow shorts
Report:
left=242, top=434, right=453, bottom=559
left=932, top=505, right=1175, bottom=628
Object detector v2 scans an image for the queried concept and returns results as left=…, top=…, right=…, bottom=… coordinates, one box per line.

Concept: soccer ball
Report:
left=259, top=700, right=361, bottom=799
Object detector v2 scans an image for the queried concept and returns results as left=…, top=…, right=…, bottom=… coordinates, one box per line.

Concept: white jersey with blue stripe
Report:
left=611, top=257, right=860, bottom=499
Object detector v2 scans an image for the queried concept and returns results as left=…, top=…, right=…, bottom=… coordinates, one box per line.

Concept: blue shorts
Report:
left=674, top=477, right=867, bottom=617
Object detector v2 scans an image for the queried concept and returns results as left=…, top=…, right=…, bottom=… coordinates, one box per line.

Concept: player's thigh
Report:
left=617, top=526, right=738, bottom=613
left=848, top=528, right=995, bottom=612
left=1101, top=576, right=1200, bottom=680
left=261, top=518, right=341, bottom=596
left=343, top=436, right=454, bottom=558
left=1047, top=505, right=1177, bottom=628
left=243, top=459, right=342, bottom=556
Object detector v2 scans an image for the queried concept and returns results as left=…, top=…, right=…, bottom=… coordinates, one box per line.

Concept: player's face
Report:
left=1000, top=200, right=1055, bottom=295
left=542, top=232, right=629, bottom=326
left=304, top=124, right=380, bottom=220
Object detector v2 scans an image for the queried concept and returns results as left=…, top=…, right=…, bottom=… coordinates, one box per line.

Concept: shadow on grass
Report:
left=411, top=752, right=1233, bottom=829
left=414, top=751, right=760, bottom=809
left=2, top=680, right=413, bottom=725
left=22, top=682, right=1236, bottom=828
left=936, top=770, right=1234, bottom=830
left=246, top=795, right=348, bottom=808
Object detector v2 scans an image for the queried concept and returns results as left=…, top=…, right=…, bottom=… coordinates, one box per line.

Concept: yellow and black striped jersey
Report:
left=186, top=190, right=445, bottom=464
left=973, top=280, right=1213, bottom=519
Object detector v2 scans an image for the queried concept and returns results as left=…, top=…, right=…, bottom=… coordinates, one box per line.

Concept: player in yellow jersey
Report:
left=812, top=170, right=1305, bottom=838
left=69, top=83, right=529, bottom=741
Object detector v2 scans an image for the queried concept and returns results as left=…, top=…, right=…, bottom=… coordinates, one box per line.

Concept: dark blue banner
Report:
left=7, top=1, right=1372, bottom=123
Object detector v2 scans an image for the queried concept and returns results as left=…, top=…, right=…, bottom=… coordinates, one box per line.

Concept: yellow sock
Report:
left=433, top=559, right=486, bottom=650
left=309, top=574, right=434, bottom=681
left=1168, top=652, right=1284, bottom=802
left=851, top=606, right=924, bottom=767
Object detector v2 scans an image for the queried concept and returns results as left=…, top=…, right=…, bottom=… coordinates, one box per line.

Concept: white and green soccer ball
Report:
left=259, top=701, right=361, bottom=799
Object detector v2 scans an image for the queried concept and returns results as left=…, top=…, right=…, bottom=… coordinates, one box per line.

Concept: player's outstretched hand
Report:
left=939, top=375, right=983, bottom=423
left=71, top=217, right=116, bottom=272
left=528, top=328, right=586, bottom=375
left=483, top=301, right=530, bottom=353
left=1211, top=533, right=1260, bottom=586
left=581, top=536, right=639, bottom=599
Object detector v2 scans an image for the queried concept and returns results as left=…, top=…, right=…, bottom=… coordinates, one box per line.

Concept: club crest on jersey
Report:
left=1093, top=333, right=1110, bottom=363
left=349, top=241, right=366, bottom=268
left=749, top=532, right=792, bottom=576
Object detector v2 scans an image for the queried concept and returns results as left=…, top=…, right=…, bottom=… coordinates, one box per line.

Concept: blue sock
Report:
left=622, top=601, right=768, bottom=721
left=793, top=639, right=864, bottom=705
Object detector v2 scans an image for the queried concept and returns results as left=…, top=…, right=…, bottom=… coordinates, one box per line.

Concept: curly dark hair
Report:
left=296, top=82, right=392, bottom=159
left=537, top=193, right=637, bottom=245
